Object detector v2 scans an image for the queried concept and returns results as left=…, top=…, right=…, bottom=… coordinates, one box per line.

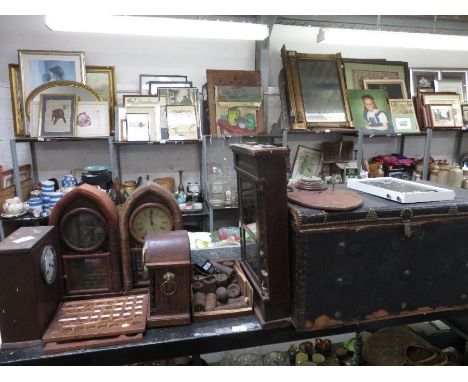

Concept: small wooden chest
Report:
left=144, top=230, right=191, bottom=327
left=289, top=185, right=468, bottom=331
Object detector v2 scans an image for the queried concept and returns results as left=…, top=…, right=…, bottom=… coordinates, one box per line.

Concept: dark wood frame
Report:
left=119, top=183, right=183, bottom=292
left=49, top=184, right=122, bottom=298
left=128, top=202, right=175, bottom=244
left=281, top=45, right=352, bottom=130
left=426, top=103, right=457, bottom=128
left=419, top=92, right=463, bottom=128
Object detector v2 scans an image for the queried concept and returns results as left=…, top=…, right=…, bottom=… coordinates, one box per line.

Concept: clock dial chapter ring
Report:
left=129, top=202, right=175, bottom=244
left=40, top=244, right=57, bottom=284
left=59, top=207, right=108, bottom=252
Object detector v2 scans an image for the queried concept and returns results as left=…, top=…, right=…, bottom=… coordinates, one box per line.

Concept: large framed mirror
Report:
left=281, top=45, right=352, bottom=130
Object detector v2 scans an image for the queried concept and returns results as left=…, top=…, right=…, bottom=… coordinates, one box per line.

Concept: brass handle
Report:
left=161, top=272, right=177, bottom=296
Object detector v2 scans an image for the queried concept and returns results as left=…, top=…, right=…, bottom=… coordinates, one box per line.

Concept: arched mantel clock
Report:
left=49, top=184, right=122, bottom=298
left=120, top=183, right=183, bottom=291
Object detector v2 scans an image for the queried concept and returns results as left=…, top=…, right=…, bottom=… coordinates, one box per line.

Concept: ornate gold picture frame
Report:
left=281, top=45, right=352, bottom=130
left=8, top=64, right=24, bottom=136
left=86, top=66, right=117, bottom=134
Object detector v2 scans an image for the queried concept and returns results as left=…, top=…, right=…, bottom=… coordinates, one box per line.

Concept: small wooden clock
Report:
left=231, top=143, right=291, bottom=328
left=120, top=183, right=183, bottom=291
left=49, top=184, right=122, bottom=298
left=144, top=230, right=191, bottom=327
left=0, top=226, right=62, bottom=349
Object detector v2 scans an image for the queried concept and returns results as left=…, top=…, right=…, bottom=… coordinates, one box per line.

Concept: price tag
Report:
left=231, top=324, right=247, bottom=333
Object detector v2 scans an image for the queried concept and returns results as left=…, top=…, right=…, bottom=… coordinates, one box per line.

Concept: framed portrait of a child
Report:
left=347, top=89, right=393, bottom=135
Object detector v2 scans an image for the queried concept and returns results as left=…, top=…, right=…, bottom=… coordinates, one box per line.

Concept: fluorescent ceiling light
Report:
left=45, top=15, right=268, bottom=41
left=317, top=27, right=468, bottom=51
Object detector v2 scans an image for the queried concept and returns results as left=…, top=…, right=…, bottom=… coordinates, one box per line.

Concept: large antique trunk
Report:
left=289, top=185, right=468, bottom=331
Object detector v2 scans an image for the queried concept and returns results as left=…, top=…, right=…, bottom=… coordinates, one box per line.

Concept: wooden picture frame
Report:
left=389, top=99, right=420, bottom=133
left=39, top=94, right=78, bottom=137
left=363, top=78, right=408, bottom=99
left=291, top=145, right=323, bottom=181
left=420, top=92, right=463, bottom=128
left=281, top=46, right=352, bottom=130
left=139, top=74, right=187, bottom=95
left=427, top=104, right=456, bottom=128
left=206, top=69, right=265, bottom=135
left=86, top=66, right=117, bottom=135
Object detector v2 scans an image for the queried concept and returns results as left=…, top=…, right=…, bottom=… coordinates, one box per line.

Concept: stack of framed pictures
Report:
left=417, top=92, right=463, bottom=129
left=9, top=50, right=116, bottom=138
left=118, top=76, right=200, bottom=142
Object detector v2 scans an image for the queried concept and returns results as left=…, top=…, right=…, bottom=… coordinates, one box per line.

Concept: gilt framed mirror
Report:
left=281, top=45, right=352, bottom=130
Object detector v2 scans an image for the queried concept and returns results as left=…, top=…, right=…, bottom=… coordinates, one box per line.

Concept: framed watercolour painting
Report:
left=86, top=66, right=116, bottom=134
left=348, top=89, right=393, bottom=135
left=291, top=145, right=323, bottom=181
left=76, top=101, right=110, bottom=137
left=388, top=99, right=420, bottom=133
left=19, top=50, right=85, bottom=123
left=126, top=113, right=150, bottom=141
left=39, top=94, right=77, bottom=137
left=139, top=74, right=187, bottom=95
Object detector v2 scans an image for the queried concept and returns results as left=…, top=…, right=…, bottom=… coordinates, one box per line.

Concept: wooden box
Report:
left=289, top=184, right=468, bottom=332
left=0, top=164, right=31, bottom=190
left=0, top=226, right=62, bottom=349
left=144, top=230, right=191, bottom=327
left=191, top=260, right=253, bottom=322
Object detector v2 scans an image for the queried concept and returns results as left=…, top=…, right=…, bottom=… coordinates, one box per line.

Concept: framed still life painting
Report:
left=76, top=101, right=110, bottom=137
left=39, top=94, right=77, bottom=137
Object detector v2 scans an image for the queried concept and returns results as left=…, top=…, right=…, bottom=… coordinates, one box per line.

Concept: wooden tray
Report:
left=192, top=261, right=253, bottom=322
left=43, top=294, right=148, bottom=343
left=288, top=186, right=363, bottom=211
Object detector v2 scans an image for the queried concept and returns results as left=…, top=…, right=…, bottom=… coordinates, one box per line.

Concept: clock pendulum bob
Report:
left=0, top=226, right=62, bottom=349
left=143, top=230, right=191, bottom=327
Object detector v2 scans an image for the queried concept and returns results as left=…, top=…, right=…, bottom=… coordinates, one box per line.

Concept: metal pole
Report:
left=0, top=220, right=5, bottom=241
left=397, top=134, right=406, bottom=156
left=356, top=129, right=364, bottom=175
left=108, top=137, right=117, bottom=179
left=10, top=139, right=22, bottom=199
left=422, top=128, right=433, bottom=180
left=29, top=141, right=39, bottom=183
left=453, top=130, right=463, bottom=164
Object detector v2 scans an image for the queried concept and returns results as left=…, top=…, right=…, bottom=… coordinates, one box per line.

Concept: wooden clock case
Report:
left=49, top=183, right=122, bottom=298
left=120, top=183, right=183, bottom=292
left=231, top=144, right=291, bottom=328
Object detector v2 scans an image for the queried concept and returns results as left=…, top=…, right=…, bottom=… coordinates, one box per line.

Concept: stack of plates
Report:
left=296, top=176, right=328, bottom=191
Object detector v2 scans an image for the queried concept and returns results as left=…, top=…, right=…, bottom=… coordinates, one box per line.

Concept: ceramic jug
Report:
left=61, top=174, right=78, bottom=189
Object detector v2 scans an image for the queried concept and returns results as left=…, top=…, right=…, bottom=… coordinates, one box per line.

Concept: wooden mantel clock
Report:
left=120, top=183, right=183, bottom=291
left=49, top=184, right=122, bottom=298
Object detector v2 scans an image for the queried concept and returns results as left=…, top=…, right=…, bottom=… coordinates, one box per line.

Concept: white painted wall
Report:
left=1, top=17, right=468, bottom=185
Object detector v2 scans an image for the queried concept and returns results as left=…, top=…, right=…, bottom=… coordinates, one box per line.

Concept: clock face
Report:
left=60, top=208, right=107, bottom=252
left=41, top=245, right=57, bottom=285
left=130, top=203, right=173, bottom=243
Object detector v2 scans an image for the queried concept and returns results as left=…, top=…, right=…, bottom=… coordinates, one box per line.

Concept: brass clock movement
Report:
left=120, top=183, right=183, bottom=291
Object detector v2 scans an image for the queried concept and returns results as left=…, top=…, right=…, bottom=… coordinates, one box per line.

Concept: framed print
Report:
left=158, top=87, right=198, bottom=106
left=39, top=94, right=77, bottom=137
left=123, top=95, right=160, bottom=107
left=411, top=70, right=438, bottom=95
left=166, top=105, right=199, bottom=140
left=281, top=46, right=352, bottom=130
left=86, top=66, right=116, bottom=134
left=363, top=79, right=408, bottom=99
left=125, top=106, right=160, bottom=141
left=76, top=101, right=110, bottom=137
left=348, top=89, right=393, bottom=135
left=8, top=64, right=24, bottom=136
left=19, top=50, right=85, bottom=124
left=149, top=81, right=192, bottom=96
left=421, top=93, right=463, bottom=127
left=139, top=75, right=187, bottom=95
left=126, top=113, right=150, bottom=141
left=291, top=145, right=323, bottom=181
left=389, top=99, right=420, bottom=133
left=428, top=104, right=456, bottom=128
left=434, top=80, right=464, bottom=99
left=343, top=59, right=409, bottom=93
left=462, top=104, right=468, bottom=126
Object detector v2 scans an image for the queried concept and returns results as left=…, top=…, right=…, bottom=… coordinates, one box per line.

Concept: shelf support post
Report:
left=10, top=139, right=22, bottom=200
left=422, top=128, right=433, bottom=180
